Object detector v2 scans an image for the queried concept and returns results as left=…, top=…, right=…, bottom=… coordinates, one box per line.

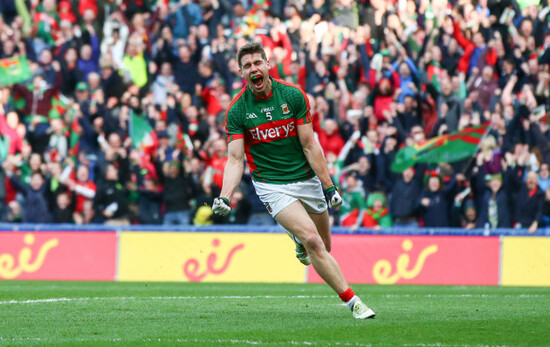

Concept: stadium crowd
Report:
left=0, top=0, right=548, bottom=231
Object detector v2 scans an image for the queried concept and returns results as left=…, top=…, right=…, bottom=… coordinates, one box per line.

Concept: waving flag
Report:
left=50, top=93, right=70, bottom=118
left=174, top=125, right=193, bottom=152
left=391, top=124, right=490, bottom=173
left=130, top=112, right=157, bottom=154
left=0, top=56, right=31, bottom=86
left=68, top=116, right=80, bottom=157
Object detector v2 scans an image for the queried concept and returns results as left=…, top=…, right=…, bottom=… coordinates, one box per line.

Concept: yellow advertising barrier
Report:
left=502, top=237, right=550, bottom=286
left=118, top=232, right=306, bottom=282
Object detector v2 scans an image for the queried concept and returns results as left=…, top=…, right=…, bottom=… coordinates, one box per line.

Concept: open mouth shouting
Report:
left=250, top=73, right=265, bottom=90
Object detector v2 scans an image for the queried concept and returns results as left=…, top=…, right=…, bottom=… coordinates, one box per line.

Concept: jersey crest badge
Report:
left=280, top=103, right=290, bottom=114
left=264, top=202, right=273, bottom=213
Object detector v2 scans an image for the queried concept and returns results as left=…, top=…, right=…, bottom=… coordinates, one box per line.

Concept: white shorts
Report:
left=253, top=176, right=327, bottom=218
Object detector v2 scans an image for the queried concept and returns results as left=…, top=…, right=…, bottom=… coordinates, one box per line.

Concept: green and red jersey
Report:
left=339, top=190, right=365, bottom=227
left=225, top=78, right=314, bottom=184
left=34, top=5, right=60, bottom=46
left=362, top=207, right=392, bottom=228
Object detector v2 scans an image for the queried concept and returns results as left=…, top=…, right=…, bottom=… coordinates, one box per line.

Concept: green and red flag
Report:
left=233, top=0, right=270, bottom=37
left=11, top=93, right=26, bottom=110
left=426, top=62, right=443, bottom=93
left=391, top=123, right=490, bottom=173
left=0, top=56, right=32, bottom=87
left=174, top=125, right=193, bottom=152
left=50, top=93, right=70, bottom=119
left=130, top=112, right=157, bottom=154
left=67, top=116, right=80, bottom=158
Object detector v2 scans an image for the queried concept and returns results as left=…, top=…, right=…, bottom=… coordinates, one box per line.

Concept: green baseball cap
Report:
left=76, top=81, right=88, bottom=91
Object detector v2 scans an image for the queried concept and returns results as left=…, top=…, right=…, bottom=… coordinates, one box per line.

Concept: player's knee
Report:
left=301, top=232, right=325, bottom=255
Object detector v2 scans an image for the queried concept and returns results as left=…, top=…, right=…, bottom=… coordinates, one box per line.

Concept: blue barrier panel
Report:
left=0, top=223, right=549, bottom=236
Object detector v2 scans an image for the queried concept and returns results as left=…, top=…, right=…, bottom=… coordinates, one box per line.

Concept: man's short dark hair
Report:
left=31, top=171, right=44, bottom=180
left=237, top=41, right=267, bottom=69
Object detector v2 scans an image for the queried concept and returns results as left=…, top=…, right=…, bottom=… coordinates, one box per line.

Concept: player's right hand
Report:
left=212, top=197, right=231, bottom=216
left=324, top=185, right=343, bottom=208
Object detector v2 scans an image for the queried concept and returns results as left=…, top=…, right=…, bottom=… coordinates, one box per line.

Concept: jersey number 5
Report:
left=266, top=111, right=272, bottom=121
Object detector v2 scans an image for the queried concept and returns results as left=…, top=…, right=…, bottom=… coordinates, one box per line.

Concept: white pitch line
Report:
left=381, top=294, right=548, bottom=298
left=0, top=337, right=371, bottom=346
left=0, top=337, right=42, bottom=342
left=0, top=293, right=546, bottom=305
left=0, top=297, right=83, bottom=304
left=0, top=336, right=514, bottom=346
left=0, top=295, right=333, bottom=305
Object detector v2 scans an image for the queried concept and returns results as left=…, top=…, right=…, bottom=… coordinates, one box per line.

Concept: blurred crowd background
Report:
left=0, top=0, right=549, bottom=232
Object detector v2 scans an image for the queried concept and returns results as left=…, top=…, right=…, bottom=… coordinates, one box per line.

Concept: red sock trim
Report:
left=338, top=288, right=355, bottom=302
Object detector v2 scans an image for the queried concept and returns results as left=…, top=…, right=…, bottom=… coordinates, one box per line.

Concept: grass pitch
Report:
left=0, top=282, right=549, bottom=346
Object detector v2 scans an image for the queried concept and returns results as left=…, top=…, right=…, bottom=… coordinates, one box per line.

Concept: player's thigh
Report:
left=275, top=201, right=323, bottom=247
left=308, top=210, right=331, bottom=252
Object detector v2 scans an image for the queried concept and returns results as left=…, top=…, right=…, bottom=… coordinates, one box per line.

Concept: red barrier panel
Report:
left=309, top=235, right=500, bottom=285
left=0, top=232, right=117, bottom=281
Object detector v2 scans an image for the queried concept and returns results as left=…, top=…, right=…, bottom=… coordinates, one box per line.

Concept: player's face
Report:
left=240, top=52, right=271, bottom=97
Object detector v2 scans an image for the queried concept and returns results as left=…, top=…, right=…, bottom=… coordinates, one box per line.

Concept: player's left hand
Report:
left=324, top=185, right=342, bottom=208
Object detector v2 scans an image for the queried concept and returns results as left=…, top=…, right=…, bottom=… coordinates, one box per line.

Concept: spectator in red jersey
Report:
left=199, top=75, right=225, bottom=117
left=57, top=1, right=76, bottom=24
left=368, top=56, right=401, bottom=122
left=65, top=164, right=96, bottom=222
left=362, top=192, right=392, bottom=230
left=318, top=119, right=345, bottom=157
left=0, top=108, right=24, bottom=155
left=79, top=0, right=98, bottom=18
left=451, top=14, right=497, bottom=76
left=202, top=138, right=228, bottom=190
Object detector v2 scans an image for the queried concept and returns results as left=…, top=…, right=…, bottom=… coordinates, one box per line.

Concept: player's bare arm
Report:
left=220, top=138, right=245, bottom=200
left=297, top=121, right=334, bottom=189
left=212, top=138, right=244, bottom=216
